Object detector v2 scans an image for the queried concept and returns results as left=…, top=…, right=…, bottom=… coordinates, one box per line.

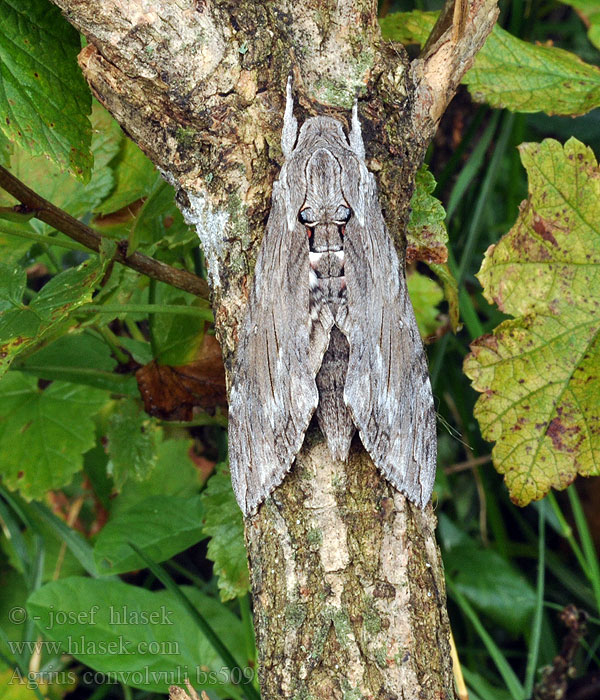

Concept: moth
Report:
left=229, top=81, right=436, bottom=516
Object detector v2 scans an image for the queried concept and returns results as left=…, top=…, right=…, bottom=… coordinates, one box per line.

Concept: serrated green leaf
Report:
left=94, top=495, right=204, bottom=575
left=464, top=137, right=600, bottom=506
left=407, top=164, right=448, bottom=264
left=0, top=373, right=107, bottom=500
left=201, top=464, right=249, bottom=601
left=27, top=578, right=246, bottom=694
left=0, top=0, right=92, bottom=179
left=380, top=11, right=600, bottom=116
left=7, top=107, right=114, bottom=225
left=106, top=398, right=159, bottom=489
left=0, top=257, right=106, bottom=376
left=465, top=25, right=600, bottom=115
left=407, top=271, right=443, bottom=338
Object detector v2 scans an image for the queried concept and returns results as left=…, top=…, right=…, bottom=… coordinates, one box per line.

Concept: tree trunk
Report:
left=50, top=1, right=499, bottom=697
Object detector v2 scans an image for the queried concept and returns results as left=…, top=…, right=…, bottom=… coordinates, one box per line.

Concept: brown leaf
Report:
left=136, top=335, right=227, bottom=420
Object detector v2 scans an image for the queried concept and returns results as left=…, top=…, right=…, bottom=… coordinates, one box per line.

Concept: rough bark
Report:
left=49, top=1, right=498, bottom=697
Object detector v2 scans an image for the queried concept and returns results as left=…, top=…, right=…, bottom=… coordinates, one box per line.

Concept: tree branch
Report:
left=0, top=165, right=208, bottom=298
left=411, top=0, right=499, bottom=137
left=45, top=1, right=498, bottom=697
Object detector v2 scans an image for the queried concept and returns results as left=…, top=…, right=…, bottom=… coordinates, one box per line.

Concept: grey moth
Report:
left=228, top=82, right=437, bottom=516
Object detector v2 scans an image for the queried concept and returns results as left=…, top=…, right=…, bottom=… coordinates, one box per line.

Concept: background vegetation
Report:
left=0, top=0, right=599, bottom=699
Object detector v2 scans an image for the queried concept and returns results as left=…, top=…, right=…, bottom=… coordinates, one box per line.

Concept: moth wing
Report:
left=340, top=173, right=437, bottom=507
left=228, top=180, right=333, bottom=516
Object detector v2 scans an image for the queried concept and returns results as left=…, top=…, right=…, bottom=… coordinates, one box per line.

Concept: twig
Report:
left=0, top=165, right=209, bottom=299
left=445, top=454, right=492, bottom=474
left=411, top=0, right=499, bottom=132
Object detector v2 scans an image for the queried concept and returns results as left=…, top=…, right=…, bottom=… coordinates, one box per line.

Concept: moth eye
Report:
left=298, top=208, right=317, bottom=226
left=333, top=205, right=351, bottom=225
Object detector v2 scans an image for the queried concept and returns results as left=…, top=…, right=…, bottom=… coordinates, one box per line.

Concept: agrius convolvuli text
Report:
left=228, top=82, right=436, bottom=516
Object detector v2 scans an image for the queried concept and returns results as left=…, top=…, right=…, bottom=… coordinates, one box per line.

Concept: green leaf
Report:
left=0, top=0, right=92, bottom=179
left=0, top=264, right=25, bottom=311
left=152, top=287, right=208, bottom=365
left=112, top=438, right=200, bottom=515
left=2, top=523, right=85, bottom=583
left=407, top=164, right=448, bottom=264
left=6, top=105, right=115, bottom=227
left=380, top=11, right=600, bottom=116
left=0, top=257, right=106, bottom=376
left=464, top=137, right=600, bottom=506
left=96, top=139, right=157, bottom=215
left=464, top=25, right=600, bottom=116
left=17, top=332, right=139, bottom=396
left=201, top=464, right=249, bottom=601
left=407, top=271, right=443, bottom=339
left=106, top=398, right=159, bottom=488
left=0, top=568, right=29, bottom=660
left=0, top=373, right=107, bottom=500
left=559, top=1, right=600, bottom=51
left=94, top=495, right=204, bottom=575
left=378, top=11, right=434, bottom=46
left=27, top=578, right=246, bottom=694
left=430, top=262, right=460, bottom=333
left=445, top=541, right=536, bottom=634
left=28, top=500, right=99, bottom=578
left=127, top=179, right=193, bottom=257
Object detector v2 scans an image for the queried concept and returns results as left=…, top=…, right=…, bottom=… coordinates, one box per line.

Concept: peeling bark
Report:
left=50, top=1, right=499, bottom=697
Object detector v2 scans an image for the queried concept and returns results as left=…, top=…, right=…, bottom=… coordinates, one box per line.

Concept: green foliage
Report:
left=0, top=3, right=599, bottom=700
left=0, top=373, right=107, bottom=500
left=559, top=1, right=600, bottom=50
left=0, top=0, right=92, bottom=179
left=0, top=257, right=108, bottom=377
left=94, top=495, right=205, bottom=574
left=106, top=398, right=160, bottom=488
left=408, top=164, right=448, bottom=258
left=200, top=464, right=250, bottom=602
left=465, top=138, right=600, bottom=506
left=27, top=578, right=246, bottom=694
left=381, top=10, right=600, bottom=115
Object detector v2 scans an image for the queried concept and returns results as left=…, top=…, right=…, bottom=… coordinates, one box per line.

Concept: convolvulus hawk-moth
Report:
left=229, top=82, right=436, bottom=516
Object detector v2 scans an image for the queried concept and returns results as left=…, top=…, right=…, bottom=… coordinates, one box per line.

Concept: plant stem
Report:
left=0, top=165, right=209, bottom=298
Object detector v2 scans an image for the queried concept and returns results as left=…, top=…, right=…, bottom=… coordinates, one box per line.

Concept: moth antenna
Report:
left=281, top=76, right=298, bottom=158
left=349, top=101, right=365, bottom=160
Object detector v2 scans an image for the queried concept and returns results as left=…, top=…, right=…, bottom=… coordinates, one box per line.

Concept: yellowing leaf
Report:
left=380, top=11, right=600, bottom=116
left=464, top=138, right=600, bottom=506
